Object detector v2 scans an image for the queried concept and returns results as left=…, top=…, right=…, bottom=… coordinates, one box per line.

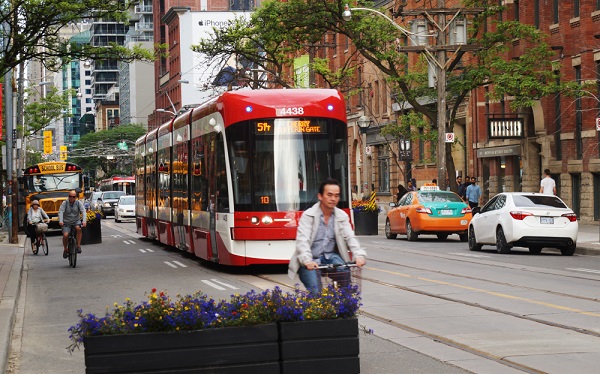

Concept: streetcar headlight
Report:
left=261, top=216, right=273, bottom=225
left=250, top=216, right=259, bottom=225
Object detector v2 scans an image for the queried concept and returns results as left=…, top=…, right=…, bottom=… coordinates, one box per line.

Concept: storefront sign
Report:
left=488, top=118, right=524, bottom=139
left=476, top=144, right=521, bottom=158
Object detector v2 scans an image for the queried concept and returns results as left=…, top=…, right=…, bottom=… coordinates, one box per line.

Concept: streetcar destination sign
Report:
left=255, top=120, right=326, bottom=135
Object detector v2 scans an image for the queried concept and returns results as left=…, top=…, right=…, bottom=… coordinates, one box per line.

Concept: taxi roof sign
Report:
left=420, top=183, right=439, bottom=191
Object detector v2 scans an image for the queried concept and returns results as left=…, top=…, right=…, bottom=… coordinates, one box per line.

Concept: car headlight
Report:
left=103, top=202, right=110, bottom=207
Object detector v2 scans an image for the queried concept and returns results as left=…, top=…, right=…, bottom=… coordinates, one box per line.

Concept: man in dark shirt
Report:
left=458, top=175, right=471, bottom=201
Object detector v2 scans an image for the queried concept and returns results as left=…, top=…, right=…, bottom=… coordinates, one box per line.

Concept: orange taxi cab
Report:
left=385, top=184, right=472, bottom=241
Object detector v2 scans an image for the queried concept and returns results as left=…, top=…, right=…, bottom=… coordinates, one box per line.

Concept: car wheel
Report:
left=459, top=233, right=468, bottom=242
left=436, top=234, right=448, bottom=241
left=406, top=220, right=418, bottom=241
left=115, top=213, right=120, bottom=223
left=560, top=243, right=576, bottom=256
left=385, top=219, right=397, bottom=239
left=495, top=226, right=512, bottom=254
left=468, top=226, right=482, bottom=251
left=529, top=246, right=543, bottom=255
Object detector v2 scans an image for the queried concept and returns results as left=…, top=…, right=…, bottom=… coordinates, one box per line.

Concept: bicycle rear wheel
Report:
left=42, top=235, right=49, bottom=256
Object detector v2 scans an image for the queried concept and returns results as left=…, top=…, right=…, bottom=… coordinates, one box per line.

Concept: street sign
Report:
left=445, top=133, right=455, bottom=143
left=596, top=117, right=600, bottom=131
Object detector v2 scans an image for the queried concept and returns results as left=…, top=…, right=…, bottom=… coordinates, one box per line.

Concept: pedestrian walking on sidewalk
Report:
left=539, top=169, right=556, bottom=195
left=466, top=177, right=482, bottom=209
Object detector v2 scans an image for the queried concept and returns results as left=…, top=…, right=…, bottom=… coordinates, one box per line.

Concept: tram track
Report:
left=257, top=254, right=600, bottom=374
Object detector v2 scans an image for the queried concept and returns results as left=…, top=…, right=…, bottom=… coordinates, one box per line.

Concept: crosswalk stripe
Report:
left=172, top=261, right=187, bottom=268
left=123, top=240, right=136, bottom=245
left=201, top=280, right=226, bottom=290
left=164, top=262, right=178, bottom=269
left=567, top=268, right=600, bottom=274
left=146, top=248, right=154, bottom=252
left=210, top=279, right=238, bottom=290
left=448, top=252, right=489, bottom=258
left=139, top=249, right=146, bottom=253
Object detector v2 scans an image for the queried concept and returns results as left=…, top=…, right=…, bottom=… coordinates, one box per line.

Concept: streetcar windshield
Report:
left=25, top=173, right=81, bottom=192
left=227, top=118, right=348, bottom=212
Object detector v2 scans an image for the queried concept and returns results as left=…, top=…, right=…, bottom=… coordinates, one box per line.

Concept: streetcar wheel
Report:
left=528, top=246, right=542, bottom=255
left=436, top=234, right=448, bottom=241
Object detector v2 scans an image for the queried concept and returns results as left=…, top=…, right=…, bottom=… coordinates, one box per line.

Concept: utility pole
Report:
left=435, top=0, right=447, bottom=190
left=3, top=22, right=18, bottom=243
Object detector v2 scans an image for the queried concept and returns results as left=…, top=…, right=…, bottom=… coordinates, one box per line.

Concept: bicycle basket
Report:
left=35, top=223, right=48, bottom=233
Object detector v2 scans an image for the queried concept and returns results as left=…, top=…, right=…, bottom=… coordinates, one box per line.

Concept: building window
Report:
left=230, top=0, right=253, bottom=11
left=554, top=72, right=562, bottom=160
left=571, top=173, right=581, bottom=217
left=534, top=0, right=539, bottom=29
left=377, top=145, right=390, bottom=193
left=514, top=0, right=519, bottom=22
left=575, top=65, right=582, bottom=159
left=553, top=0, right=559, bottom=24
left=574, top=0, right=580, bottom=17
left=418, top=127, right=424, bottom=162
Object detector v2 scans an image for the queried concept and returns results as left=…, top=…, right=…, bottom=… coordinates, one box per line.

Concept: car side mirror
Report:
left=388, top=202, right=396, bottom=207
left=471, top=206, right=480, bottom=215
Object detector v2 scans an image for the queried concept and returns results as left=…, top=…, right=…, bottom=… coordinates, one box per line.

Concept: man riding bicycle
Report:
left=58, top=190, right=87, bottom=258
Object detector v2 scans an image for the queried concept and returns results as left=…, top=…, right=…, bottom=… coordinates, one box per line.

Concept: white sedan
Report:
left=114, top=195, right=136, bottom=223
left=468, top=192, right=578, bottom=255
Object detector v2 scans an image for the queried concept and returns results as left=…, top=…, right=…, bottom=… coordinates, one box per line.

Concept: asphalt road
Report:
left=8, top=219, right=600, bottom=373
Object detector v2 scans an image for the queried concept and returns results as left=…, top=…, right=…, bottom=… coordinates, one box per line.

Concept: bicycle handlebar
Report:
left=316, top=262, right=357, bottom=270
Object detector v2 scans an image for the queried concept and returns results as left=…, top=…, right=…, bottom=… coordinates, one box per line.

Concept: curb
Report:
left=0, top=236, right=25, bottom=373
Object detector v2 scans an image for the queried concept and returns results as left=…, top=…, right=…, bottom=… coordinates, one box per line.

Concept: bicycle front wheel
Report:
left=68, top=237, right=77, bottom=268
left=42, top=235, right=49, bottom=256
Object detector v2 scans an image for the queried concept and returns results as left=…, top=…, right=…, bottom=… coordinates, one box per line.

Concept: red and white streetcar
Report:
left=135, top=89, right=351, bottom=266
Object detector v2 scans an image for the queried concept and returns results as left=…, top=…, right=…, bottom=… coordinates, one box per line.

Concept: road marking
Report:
left=201, top=280, right=226, bottom=290
left=139, top=249, right=147, bottom=253
left=210, top=279, right=239, bottom=290
left=164, top=261, right=178, bottom=269
left=123, top=240, right=136, bottom=245
left=370, top=266, right=600, bottom=317
left=567, top=268, right=600, bottom=274
left=110, top=235, right=122, bottom=238
left=145, top=248, right=154, bottom=252
left=172, top=261, right=187, bottom=268
left=448, top=252, right=489, bottom=258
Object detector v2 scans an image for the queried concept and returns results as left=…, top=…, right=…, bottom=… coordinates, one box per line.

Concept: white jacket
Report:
left=288, top=202, right=366, bottom=279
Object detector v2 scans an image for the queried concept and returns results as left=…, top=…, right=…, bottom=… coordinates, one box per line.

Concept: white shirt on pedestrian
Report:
left=540, top=177, right=555, bottom=195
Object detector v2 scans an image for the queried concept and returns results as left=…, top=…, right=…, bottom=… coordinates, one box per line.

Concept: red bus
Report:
left=135, top=89, right=351, bottom=266
left=98, top=176, right=136, bottom=194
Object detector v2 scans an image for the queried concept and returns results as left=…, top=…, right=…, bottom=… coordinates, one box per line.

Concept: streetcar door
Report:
left=207, top=134, right=220, bottom=262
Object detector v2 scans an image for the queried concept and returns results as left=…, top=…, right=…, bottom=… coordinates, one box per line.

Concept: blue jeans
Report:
left=298, top=253, right=349, bottom=293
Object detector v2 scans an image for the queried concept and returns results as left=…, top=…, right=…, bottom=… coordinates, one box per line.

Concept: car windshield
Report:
left=119, top=196, right=135, bottom=205
left=513, top=195, right=567, bottom=209
left=92, top=192, right=102, bottom=200
left=418, top=192, right=463, bottom=203
left=103, top=191, right=125, bottom=199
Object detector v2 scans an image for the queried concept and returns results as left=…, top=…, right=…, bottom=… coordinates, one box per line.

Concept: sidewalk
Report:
left=0, top=230, right=24, bottom=373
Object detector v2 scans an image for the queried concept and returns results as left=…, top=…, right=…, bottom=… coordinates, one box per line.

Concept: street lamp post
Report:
left=357, top=115, right=372, bottom=197
left=343, top=3, right=478, bottom=191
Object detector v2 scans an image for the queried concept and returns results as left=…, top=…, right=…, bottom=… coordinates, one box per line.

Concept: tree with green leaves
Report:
left=69, top=124, right=146, bottom=177
left=23, top=86, right=76, bottom=136
left=0, top=0, right=155, bottom=77
left=192, top=0, right=579, bottom=192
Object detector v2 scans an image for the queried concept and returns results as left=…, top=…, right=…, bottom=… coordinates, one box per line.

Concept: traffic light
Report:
left=60, top=145, right=68, bottom=160
left=43, top=130, right=53, bottom=154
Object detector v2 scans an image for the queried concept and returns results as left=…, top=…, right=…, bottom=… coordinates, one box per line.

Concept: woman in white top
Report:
left=27, top=200, right=50, bottom=250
